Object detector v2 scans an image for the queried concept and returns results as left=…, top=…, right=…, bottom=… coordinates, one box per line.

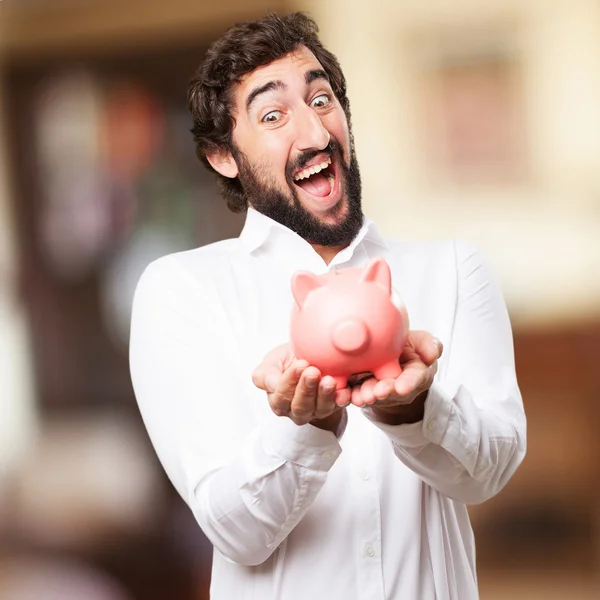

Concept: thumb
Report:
left=252, top=366, right=281, bottom=392
left=252, top=343, right=293, bottom=392
left=407, top=330, right=443, bottom=365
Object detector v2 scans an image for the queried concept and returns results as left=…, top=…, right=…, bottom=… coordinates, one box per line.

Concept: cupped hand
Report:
left=349, top=331, right=443, bottom=409
left=252, top=344, right=351, bottom=427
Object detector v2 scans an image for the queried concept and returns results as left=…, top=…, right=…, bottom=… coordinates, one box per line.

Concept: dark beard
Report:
left=233, top=138, right=363, bottom=247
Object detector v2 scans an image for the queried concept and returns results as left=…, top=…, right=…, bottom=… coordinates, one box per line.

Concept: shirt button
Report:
left=323, top=451, right=335, bottom=460
left=365, top=544, right=376, bottom=557
left=427, top=420, right=437, bottom=432
left=361, top=469, right=370, bottom=481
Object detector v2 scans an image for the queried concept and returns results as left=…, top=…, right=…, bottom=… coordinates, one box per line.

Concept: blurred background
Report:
left=0, top=0, right=599, bottom=598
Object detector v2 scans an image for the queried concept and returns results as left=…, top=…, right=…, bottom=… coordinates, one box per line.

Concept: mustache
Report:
left=286, top=138, right=341, bottom=180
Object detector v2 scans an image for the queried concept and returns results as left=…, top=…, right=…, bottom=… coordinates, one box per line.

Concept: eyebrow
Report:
left=305, top=69, right=330, bottom=85
left=245, top=80, right=287, bottom=114
left=245, top=70, right=331, bottom=114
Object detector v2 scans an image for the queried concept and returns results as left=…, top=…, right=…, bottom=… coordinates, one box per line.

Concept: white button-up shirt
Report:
left=129, top=207, right=526, bottom=600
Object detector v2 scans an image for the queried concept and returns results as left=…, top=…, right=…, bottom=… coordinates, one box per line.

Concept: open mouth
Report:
left=292, top=155, right=338, bottom=202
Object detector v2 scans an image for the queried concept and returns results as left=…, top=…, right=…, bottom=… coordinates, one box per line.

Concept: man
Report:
left=129, top=12, right=526, bottom=600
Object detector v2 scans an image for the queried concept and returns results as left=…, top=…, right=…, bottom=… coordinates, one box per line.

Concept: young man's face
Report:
left=212, top=45, right=363, bottom=247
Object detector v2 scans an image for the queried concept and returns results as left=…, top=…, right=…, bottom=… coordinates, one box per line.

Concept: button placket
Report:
left=344, top=407, right=385, bottom=597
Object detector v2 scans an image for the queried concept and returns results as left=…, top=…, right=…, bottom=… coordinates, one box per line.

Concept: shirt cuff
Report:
left=261, top=415, right=343, bottom=471
left=362, top=381, right=456, bottom=448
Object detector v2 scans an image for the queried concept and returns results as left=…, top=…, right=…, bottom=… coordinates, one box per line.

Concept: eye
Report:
left=262, top=110, right=282, bottom=123
left=310, top=94, right=331, bottom=109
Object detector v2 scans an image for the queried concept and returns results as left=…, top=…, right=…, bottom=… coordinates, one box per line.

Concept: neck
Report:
left=311, top=243, right=346, bottom=266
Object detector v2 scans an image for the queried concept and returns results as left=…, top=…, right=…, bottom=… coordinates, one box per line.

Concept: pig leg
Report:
left=333, top=375, right=348, bottom=390
left=372, top=360, right=402, bottom=381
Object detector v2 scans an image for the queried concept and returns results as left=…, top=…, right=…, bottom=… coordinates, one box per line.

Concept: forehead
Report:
left=236, top=46, right=325, bottom=99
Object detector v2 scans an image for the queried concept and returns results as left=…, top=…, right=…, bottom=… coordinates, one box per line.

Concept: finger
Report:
left=394, top=361, right=436, bottom=397
left=314, top=375, right=337, bottom=418
left=289, top=365, right=321, bottom=423
left=359, top=378, right=378, bottom=405
left=351, top=385, right=366, bottom=407
left=334, top=387, right=351, bottom=407
left=406, top=331, right=443, bottom=366
left=269, top=359, right=308, bottom=416
left=372, top=378, right=396, bottom=400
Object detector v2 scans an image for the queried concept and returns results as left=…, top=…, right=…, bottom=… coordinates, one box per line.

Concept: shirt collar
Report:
left=239, top=206, right=389, bottom=257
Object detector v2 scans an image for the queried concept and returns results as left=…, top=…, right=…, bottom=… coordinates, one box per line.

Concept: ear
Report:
left=206, top=149, right=239, bottom=178
left=359, top=257, right=391, bottom=294
left=291, top=271, right=322, bottom=309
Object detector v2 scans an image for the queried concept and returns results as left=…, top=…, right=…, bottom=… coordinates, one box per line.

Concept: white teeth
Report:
left=294, top=156, right=333, bottom=181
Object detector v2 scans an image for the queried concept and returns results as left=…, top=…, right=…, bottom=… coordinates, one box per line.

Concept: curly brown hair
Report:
left=187, top=12, right=351, bottom=213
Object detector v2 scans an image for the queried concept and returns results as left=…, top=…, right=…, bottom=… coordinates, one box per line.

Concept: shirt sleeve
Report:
left=363, top=240, right=527, bottom=505
left=129, top=256, right=342, bottom=566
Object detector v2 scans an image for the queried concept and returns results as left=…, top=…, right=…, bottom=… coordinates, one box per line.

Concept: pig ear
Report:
left=291, top=272, right=322, bottom=309
left=360, top=257, right=391, bottom=294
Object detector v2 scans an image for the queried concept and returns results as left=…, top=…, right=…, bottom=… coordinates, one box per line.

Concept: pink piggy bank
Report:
left=289, top=257, right=409, bottom=390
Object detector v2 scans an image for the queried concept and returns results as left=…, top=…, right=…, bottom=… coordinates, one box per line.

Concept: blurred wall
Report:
left=0, top=0, right=285, bottom=57
left=300, top=0, right=600, bottom=329
left=0, top=70, right=38, bottom=509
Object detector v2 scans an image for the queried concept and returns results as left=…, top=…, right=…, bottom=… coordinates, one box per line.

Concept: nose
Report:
left=332, top=318, right=370, bottom=355
left=295, top=104, right=330, bottom=152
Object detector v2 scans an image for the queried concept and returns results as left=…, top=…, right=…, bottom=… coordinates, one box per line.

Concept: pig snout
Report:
left=331, top=318, right=370, bottom=355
